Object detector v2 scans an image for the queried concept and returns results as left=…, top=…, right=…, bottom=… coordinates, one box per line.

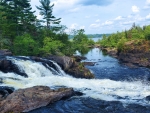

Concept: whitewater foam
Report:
left=0, top=57, right=150, bottom=106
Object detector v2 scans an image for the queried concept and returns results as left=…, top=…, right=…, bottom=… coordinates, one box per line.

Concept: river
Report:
left=1, top=48, right=150, bottom=113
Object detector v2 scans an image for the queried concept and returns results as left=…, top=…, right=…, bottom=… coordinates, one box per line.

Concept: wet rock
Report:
left=145, top=95, right=150, bottom=101
left=0, top=49, right=12, bottom=56
left=0, top=86, right=14, bottom=101
left=0, top=86, right=74, bottom=113
left=83, top=62, right=96, bottom=66
left=47, top=55, right=75, bottom=71
left=0, top=58, right=28, bottom=77
left=67, top=63, right=94, bottom=79
left=72, top=55, right=87, bottom=62
left=122, top=63, right=138, bottom=68
left=47, top=55, right=94, bottom=79
left=30, top=56, right=60, bottom=75
left=101, top=48, right=118, bottom=58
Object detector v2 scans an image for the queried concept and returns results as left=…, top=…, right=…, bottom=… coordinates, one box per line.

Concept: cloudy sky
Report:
left=31, top=0, right=150, bottom=34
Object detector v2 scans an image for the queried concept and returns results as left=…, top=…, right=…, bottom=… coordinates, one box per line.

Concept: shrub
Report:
left=13, top=33, right=38, bottom=56
left=40, top=37, right=64, bottom=55
left=117, top=37, right=127, bottom=52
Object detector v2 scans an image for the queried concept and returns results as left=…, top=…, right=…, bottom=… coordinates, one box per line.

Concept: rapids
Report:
left=1, top=48, right=150, bottom=113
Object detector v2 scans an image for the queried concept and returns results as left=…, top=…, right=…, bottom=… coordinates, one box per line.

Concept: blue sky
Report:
left=31, top=0, right=150, bottom=34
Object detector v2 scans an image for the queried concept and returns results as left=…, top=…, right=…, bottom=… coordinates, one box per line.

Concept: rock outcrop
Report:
left=47, top=55, right=75, bottom=71
left=0, top=57, right=28, bottom=77
left=102, top=40, right=150, bottom=68
left=72, top=55, right=87, bottom=62
left=117, top=40, right=150, bottom=67
left=47, top=55, right=94, bottom=79
left=0, top=86, right=74, bottom=113
left=0, top=49, right=12, bottom=56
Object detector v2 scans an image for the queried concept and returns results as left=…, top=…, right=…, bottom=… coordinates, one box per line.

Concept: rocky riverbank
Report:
left=0, top=86, right=74, bottom=113
left=101, top=40, right=150, bottom=68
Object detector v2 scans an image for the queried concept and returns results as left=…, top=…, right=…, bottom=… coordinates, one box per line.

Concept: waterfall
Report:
left=0, top=56, right=150, bottom=106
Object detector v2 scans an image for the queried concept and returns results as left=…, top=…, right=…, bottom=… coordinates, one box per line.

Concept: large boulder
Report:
left=0, top=49, right=12, bottom=56
left=72, top=55, right=87, bottom=62
left=47, top=55, right=75, bottom=71
left=47, top=55, right=94, bottom=79
left=0, top=86, right=74, bottom=113
left=67, top=63, right=94, bottom=79
left=0, top=57, right=28, bottom=77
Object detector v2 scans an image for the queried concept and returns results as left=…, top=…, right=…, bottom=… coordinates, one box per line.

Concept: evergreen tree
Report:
left=36, top=0, right=61, bottom=30
left=0, top=0, right=36, bottom=37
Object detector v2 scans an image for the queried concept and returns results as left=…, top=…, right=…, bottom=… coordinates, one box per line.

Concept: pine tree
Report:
left=36, top=0, right=61, bottom=30
left=0, top=0, right=36, bottom=36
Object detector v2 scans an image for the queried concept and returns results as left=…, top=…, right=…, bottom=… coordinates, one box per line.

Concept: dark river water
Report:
left=28, top=48, right=150, bottom=113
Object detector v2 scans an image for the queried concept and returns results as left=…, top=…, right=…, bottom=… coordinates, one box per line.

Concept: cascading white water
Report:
left=0, top=57, right=150, bottom=106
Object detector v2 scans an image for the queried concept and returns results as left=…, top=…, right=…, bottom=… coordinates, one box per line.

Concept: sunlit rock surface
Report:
left=0, top=86, right=74, bottom=113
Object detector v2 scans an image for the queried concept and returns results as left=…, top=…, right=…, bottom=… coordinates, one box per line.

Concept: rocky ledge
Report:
left=102, top=40, right=150, bottom=68
left=46, top=55, right=94, bottom=79
left=0, top=49, right=12, bottom=56
left=0, top=86, right=74, bottom=113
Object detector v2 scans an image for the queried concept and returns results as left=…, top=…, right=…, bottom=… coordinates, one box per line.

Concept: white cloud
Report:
left=146, top=0, right=150, bottom=5
left=144, top=0, right=150, bottom=9
left=95, top=19, right=100, bottom=22
left=89, top=23, right=100, bottom=28
left=114, top=16, right=124, bottom=21
left=70, top=23, right=78, bottom=29
left=50, top=0, right=79, bottom=13
left=102, top=20, right=113, bottom=26
left=146, top=13, right=150, bottom=20
left=132, top=5, right=139, bottom=13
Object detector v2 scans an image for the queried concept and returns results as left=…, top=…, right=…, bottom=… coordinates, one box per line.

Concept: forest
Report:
left=0, top=0, right=95, bottom=56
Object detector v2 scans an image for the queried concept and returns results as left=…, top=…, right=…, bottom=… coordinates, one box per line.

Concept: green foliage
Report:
left=40, top=37, right=64, bottom=55
left=117, top=37, right=127, bottom=52
left=144, top=25, right=150, bottom=40
left=99, top=24, right=150, bottom=52
left=13, top=34, right=38, bottom=56
left=0, top=33, right=10, bottom=49
left=72, top=29, right=95, bottom=55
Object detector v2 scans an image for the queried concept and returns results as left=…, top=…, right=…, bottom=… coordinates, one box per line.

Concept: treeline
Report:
left=0, top=0, right=94, bottom=56
left=99, top=23, right=150, bottom=51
